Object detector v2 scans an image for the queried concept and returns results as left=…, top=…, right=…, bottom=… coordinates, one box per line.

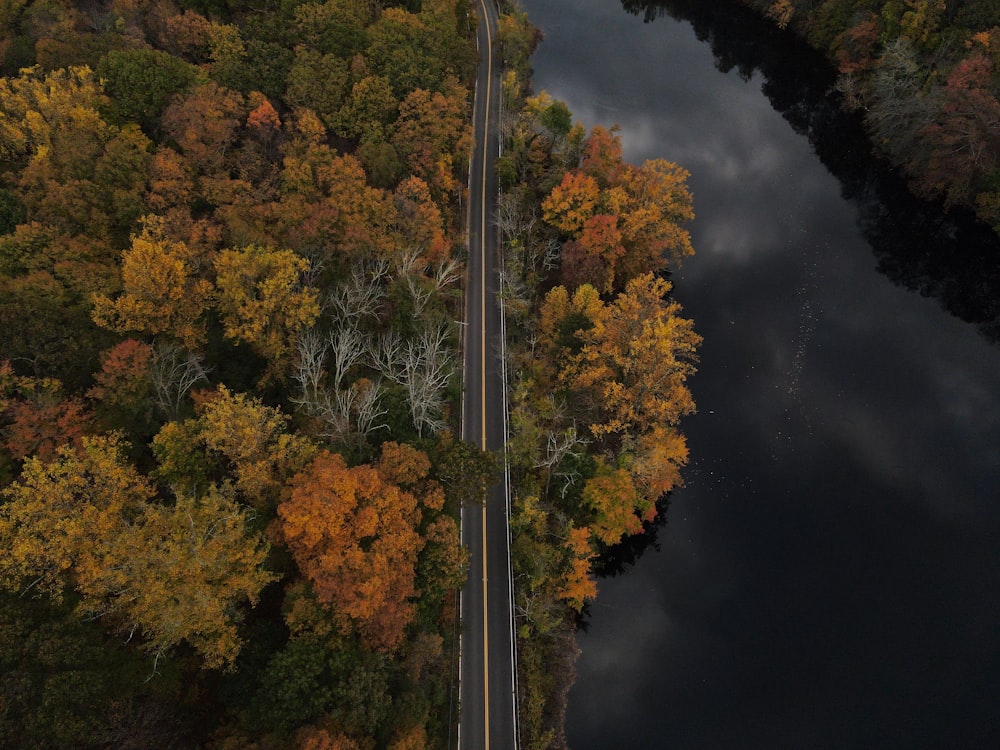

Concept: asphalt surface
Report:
left=459, top=1, right=519, bottom=748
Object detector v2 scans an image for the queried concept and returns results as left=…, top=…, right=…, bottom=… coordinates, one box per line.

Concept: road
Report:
left=459, top=0, right=519, bottom=748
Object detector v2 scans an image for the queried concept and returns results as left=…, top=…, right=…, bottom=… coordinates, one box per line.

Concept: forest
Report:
left=0, top=0, right=486, bottom=747
left=724, top=0, right=1000, bottom=235
left=0, top=0, right=703, bottom=748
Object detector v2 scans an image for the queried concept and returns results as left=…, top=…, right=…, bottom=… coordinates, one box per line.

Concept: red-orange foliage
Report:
left=580, top=125, right=624, bottom=186
left=392, top=84, right=472, bottom=203
left=247, top=99, right=281, bottom=136
left=87, top=339, right=153, bottom=406
left=543, top=127, right=695, bottom=289
left=914, top=54, right=1000, bottom=207
left=295, top=727, right=360, bottom=750
left=3, top=396, right=93, bottom=462
left=279, top=451, right=425, bottom=651
left=393, top=176, right=450, bottom=265
left=161, top=82, right=246, bottom=176
left=561, top=213, right=625, bottom=293
left=558, top=525, right=597, bottom=611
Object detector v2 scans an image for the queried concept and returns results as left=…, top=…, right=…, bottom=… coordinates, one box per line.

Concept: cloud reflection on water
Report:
left=520, top=0, right=1000, bottom=747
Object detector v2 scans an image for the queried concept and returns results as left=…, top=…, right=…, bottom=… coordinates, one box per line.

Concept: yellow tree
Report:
left=92, top=485, right=275, bottom=670
left=0, top=435, right=153, bottom=601
left=630, top=424, right=689, bottom=502
left=615, top=159, right=695, bottom=279
left=92, top=216, right=213, bottom=348
left=565, top=273, right=700, bottom=438
left=580, top=461, right=649, bottom=546
left=278, top=451, right=425, bottom=652
left=0, top=436, right=273, bottom=668
left=0, top=66, right=107, bottom=162
left=213, top=245, right=319, bottom=368
left=153, top=385, right=316, bottom=507
left=541, top=170, right=600, bottom=235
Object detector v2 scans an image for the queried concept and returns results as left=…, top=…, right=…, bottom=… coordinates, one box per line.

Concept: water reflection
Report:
left=520, top=0, right=1000, bottom=748
left=625, top=0, right=1000, bottom=344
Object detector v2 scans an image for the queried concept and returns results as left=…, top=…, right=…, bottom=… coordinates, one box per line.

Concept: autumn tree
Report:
left=541, top=126, right=694, bottom=289
left=92, top=215, right=213, bottom=349
left=278, top=450, right=425, bottom=652
left=580, top=460, right=649, bottom=546
left=3, top=393, right=93, bottom=463
left=0, top=65, right=105, bottom=162
left=98, top=484, right=275, bottom=670
left=0, top=436, right=273, bottom=668
left=393, top=176, right=450, bottom=264
left=213, top=244, right=320, bottom=369
left=614, top=158, right=695, bottom=278
left=154, top=385, right=316, bottom=508
left=160, top=81, right=245, bottom=176
left=0, top=364, right=93, bottom=462
left=561, top=213, right=625, bottom=293
left=0, top=64, right=153, bottom=244
left=630, top=424, right=689, bottom=502
left=579, top=125, right=624, bottom=187
left=541, top=170, right=600, bottom=236
left=86, top=338, right=155, bottom=439
left=392, top=83, right=472, bottom=203
left=557, top=525, right=597, bottom=611
left=562, top=274, right=699, bottom=438
left=912, top=53, right=1000, bottom=207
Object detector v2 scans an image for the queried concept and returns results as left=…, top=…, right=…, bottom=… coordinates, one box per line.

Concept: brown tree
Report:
left=278, top=451, right=425, bottom=651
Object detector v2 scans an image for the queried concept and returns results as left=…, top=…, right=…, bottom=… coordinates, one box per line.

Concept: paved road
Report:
left=460, top=0, right=518, bottom=748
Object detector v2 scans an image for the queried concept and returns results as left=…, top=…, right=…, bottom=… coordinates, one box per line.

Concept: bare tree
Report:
left=326, top=258, right=389, bottom=325
left=374, top=324, right=456, bottom=437
left=150, top=342, right=210, bottom=419
left=328, top=325, right=365, bottom=389
left=292, top=327, right=327, bottom=408
left=371, top=330, right=406, bottom=383
left=293, top=324, right=386, bottom=446
left=432, top=257, right=463, bottom=292
left=405, top=274, right=434, bottom=317
left=495, top=191, right=535, bottom=244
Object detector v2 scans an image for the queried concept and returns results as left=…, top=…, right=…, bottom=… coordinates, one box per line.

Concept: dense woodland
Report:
left=0, top=0, right=488, bottom=747
left=720, top=0, right=1000, bottom=234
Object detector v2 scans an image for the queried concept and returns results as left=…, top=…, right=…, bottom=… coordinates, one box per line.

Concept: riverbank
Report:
left=495, top=3, right=702, bottom=747
left=723, top=0, right=1000, bottom=237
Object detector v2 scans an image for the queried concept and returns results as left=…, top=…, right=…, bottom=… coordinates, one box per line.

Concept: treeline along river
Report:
left=518, top=0, right=1000, bottom=747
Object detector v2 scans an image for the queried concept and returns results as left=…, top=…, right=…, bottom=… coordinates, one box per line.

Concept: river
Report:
left=516, top=0, right=1000, bottom=747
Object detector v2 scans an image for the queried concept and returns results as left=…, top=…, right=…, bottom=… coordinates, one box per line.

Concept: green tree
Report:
left=96, top=48, right=201, bottom=131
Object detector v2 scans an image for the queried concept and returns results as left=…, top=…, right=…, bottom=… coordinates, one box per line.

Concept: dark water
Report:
left=518, top=0, right=1000, bottom=747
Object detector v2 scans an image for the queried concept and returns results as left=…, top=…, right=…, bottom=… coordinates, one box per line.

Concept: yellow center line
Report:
left=479, top=2, right=493, bottom=747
